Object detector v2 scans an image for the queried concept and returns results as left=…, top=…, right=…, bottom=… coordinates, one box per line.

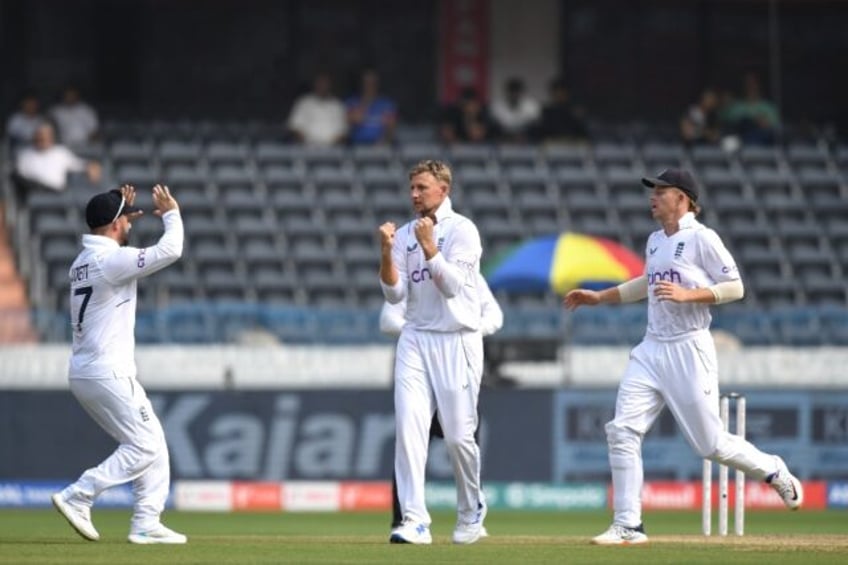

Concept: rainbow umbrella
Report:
left=483, top=232, right=645, bottom=294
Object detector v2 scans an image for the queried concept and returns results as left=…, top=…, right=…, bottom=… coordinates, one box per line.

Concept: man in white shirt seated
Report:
left=14, top=123, right=101, bottom=200
left=491, top=77, right=541, bottom=143
left=287, top=72, right=348, bottom=146
left=50, top=85, right=100, bottom=146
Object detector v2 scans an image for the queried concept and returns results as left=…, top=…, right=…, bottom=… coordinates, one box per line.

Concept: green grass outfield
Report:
left=0, top=509, right=846, bottom=564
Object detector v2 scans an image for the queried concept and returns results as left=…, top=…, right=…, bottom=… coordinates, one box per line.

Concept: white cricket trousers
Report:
left=606, top=330, right=779, bottom=528
left=394, top=328, right=485, bottom=526
left=64, top=376, right=170, bottom=533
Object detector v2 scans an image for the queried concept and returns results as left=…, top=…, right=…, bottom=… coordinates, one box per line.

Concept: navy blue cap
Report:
left=642, top=168, right=699, bottom=203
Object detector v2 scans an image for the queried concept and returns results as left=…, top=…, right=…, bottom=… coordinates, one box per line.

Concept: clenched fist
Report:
left=378, top=222, right=396, bottom=252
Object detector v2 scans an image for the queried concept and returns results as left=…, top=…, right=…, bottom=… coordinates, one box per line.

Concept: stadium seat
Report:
left=800, top=274, right=845, bottom=306
left=211, top=164, right=255, bottom=192
left=162, top=304, right=219, bottom=343
left=312, top=309, right=374, bottom=343
left=206, top=141, right=250, bottom=167
left=786, top=143, right=830, bottom=168
left=641, top=142, right=686, bottom=171
left=255, top=142, right=301, bottom=170
left=722, top=309, right=779, bottom=345
left=748, top=166, right=795, bottom=199
left=398, top=143, right=444, bottom=169
left=771, top=306, right=823, bottom=345
left=541, top=143, right=587, bottom=168
left=158, top=140, right=203, bottom=168
left=211, top=302, right=264, bottom=342
left=700, top=166, right=747, bottom=199
left=110, top=139, right=155, bottom=168
left=593, top=142, right=636, bottom=168
left=818, top=307, right=848, bottom=345
left=810, top=194, right=848, bottom=225
left=300, top=145, right=347, bottom=173
left=738, top=146, right=780, bottom=169
left=352, top=145, right=396, bottom=172
left=260, top=307, right=316, bottom=343
left=552, top=166, right=599, bottom=192
left=562, top=190, right=610, bottom=219
left=497, top=145, right=542, bottom=172
left=521, top=207, right=561, bottom=237
left=27, top=190, right=76, bottom=218
left=507, top=168, right=551, bottom=197
left=603, top=166, right=640, bottom=198
left=163, top=164, right=209, bottom=196
left=202, top=268, right=250, bottom=302
left=566, top=306, right=623, bottom=345
left=753, top=278, right=798, bottom=308
left=448, top=144, right=492, bottom=172
left=329, top=213, right=374, bottom=239
left=691, top=144, right=731, bottom=167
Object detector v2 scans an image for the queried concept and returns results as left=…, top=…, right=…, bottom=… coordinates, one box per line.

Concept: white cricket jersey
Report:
left=381, top=198, right=482, bottom=332
left=379, top=272, right=503, bottom=337
left=644, top=212, right=740, bottom=339
left=68, top=210, right=184, bottom=379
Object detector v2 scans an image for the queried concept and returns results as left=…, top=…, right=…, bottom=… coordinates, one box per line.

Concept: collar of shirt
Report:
left=678, top=212, right=698, bottom=230
left=81, top=234, right=119, bottom=250
left=432, top=197, right=455, bottom=224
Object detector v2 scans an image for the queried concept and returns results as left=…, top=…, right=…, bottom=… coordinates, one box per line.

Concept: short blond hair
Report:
left=408, top=159, right=452, bottom=186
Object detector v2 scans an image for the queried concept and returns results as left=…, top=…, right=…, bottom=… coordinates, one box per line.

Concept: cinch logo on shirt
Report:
left=411, top=268, right=432, bottom=283
left=647, top=268, right=682, bottom=285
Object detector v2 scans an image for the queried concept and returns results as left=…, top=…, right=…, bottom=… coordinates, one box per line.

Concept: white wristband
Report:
left=616, top=276, right=648, bottom=303
left=708, top=279, right=744, bottom=304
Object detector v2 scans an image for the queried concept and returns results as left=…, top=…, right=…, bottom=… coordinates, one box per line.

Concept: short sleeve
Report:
left=697, top=228, right=740, bottom=283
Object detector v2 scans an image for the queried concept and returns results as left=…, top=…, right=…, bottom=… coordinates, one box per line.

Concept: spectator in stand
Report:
left=536, top=77, right=589, bottom=144
left=287, top=71, right=348, bottom=146
left=723, top=73, right=780, bottom=146
left=14, top=123, right=101, bottom=203
left=491, top=77, right=540, bottom=143
left=49, top=85, right=100, bottom=146
left=439, top=86, right=496, bottom=144
left=6, top=92, right=45, bottom=152
left=346, top=68, right=397, bottom=145
left=680, top=88, right=722, bottom=146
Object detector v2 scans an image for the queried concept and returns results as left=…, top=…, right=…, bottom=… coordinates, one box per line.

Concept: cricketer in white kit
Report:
left=381, top=272, right=503, bottom=533
left=51, top=184, right=187, bottom=545
left=565, top=168, right=804, bottom=546
left=378, top=160, right=487, bottom=545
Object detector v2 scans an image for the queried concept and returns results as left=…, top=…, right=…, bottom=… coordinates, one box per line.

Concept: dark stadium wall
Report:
left=556, top=0, right=848, bottom=129
left=1, top=0, right=847, bottom=130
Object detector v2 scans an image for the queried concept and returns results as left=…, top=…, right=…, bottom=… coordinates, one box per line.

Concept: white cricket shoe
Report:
left=389, top=521, right=432, bottom=544
left=452, top=502, right=487, bottom=545
left=767, top=456, right=804, bottom=510
left=128, top=524, right=188, bottom=545
left=51, top=493, right=100, bottom=541
left=591, top=523, right=648, bottom=545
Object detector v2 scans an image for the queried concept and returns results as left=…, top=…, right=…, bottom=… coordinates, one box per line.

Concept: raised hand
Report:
left=378, top=222, right=397, bottom=252
left=120, top=184, right=144, bottom=221
left=152, top=184, right=179, bottom=216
